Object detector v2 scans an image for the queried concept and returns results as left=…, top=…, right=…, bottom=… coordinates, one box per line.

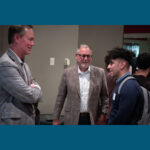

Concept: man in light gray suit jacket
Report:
left=0, top=25, right=42, bottom=125
left=53, top=44, right=109, bottom=125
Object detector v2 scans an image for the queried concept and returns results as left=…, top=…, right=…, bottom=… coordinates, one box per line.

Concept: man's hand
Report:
left=97, top=114, right=107, bottom=125
left=53, top=119, right=61, bottom=125
left=30, top=83, right=41, bottom=90
left=30, top=83, right=35, bottom=88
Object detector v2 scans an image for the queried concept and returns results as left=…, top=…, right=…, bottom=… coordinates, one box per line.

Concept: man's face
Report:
left=17, top=28, right=34, bottom=57
left=75, top=47, right=92, bottom=72
left=107, top=59, right=122, bottom=79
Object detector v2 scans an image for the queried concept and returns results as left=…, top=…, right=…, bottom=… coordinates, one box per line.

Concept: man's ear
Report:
left=75, top=53, right=78, bottom=60
left=120, top=60, right=126, bottom=70
left=14, top=34, right=20, bottom=43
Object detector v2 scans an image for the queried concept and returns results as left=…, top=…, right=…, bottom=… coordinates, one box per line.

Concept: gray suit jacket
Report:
left=53, top=66, right=109, bottom=125
left=0, top=49, right=42, bottom=125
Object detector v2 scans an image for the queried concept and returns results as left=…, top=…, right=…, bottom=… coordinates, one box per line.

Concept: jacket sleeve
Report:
left=0, top=63, right=42, bottom=104
left=53, top=72, right=67, bottom=120
left=100, top=69, right=109, bottom=115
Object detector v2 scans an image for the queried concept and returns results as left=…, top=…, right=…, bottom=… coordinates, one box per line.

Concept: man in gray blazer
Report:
left=53, top=44, right=109, bottom=125
left=0, top=25, right=42, bottom=125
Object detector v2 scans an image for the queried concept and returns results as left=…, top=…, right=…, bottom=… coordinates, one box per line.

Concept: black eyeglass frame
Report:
left=77, top=54, right=93, bottom=59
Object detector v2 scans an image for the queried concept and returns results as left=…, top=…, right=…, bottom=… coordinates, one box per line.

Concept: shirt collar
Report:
left=78, top=66, right=91, bottom=75
left=9, top=48, right=24, bottom=65
left=116, top=72, right=131, bottom=84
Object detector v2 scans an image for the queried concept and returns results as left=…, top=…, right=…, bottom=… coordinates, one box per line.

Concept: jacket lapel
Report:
left=73, top=66, right=80, bottom=97
left=7, top=49, right=27, bottom=83
left=23, top=63, right=31, bottom=85
left=88, top=66, right=96, bottom=99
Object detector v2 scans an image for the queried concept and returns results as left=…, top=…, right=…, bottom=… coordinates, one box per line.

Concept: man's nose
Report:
left=31, top=41, right=35, bottom=46
left=84, top=56, right=88, bottom=60
left=107, top=64, right=111, bottom=69
left=83, top=55, right=89, bottom=60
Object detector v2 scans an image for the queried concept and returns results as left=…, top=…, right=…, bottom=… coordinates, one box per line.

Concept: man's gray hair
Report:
left=76, top=44, right=92, bottom=53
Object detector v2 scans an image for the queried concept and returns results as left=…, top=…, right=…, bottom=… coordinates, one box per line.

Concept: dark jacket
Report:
left=108, top=74, right=144, bottom=125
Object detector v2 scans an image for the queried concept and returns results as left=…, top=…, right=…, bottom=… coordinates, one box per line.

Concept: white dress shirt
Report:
left=78, top=66, right=90, bottom=113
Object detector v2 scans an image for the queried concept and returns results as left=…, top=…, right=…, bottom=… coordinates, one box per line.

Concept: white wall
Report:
left=0, top=25, right=9, bottom=56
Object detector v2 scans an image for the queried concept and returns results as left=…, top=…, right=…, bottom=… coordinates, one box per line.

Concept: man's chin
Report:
left=109, top=72, right=114, bottom=77
left=80, top=64, right=89, bottom=70
left=27, top=50, right=31, bottom=55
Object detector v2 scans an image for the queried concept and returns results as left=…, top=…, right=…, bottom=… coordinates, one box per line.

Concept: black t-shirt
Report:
left=134, top=75, right=150, bottom=91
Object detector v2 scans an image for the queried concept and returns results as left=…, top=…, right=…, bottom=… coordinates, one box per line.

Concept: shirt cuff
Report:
left=34, top=85, right=41, bottom=90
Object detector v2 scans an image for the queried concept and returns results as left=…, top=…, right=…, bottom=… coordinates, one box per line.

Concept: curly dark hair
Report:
left=106, top=47, right=133, bottom=65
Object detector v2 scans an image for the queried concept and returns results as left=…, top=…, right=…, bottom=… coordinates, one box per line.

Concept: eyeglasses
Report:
left=77, top=54, right=92, bottom=59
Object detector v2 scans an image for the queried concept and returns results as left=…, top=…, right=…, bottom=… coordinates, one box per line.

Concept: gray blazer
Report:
left=0, top=49, right=42, bottom=125
left=53, top=66, right=109, bottom=125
